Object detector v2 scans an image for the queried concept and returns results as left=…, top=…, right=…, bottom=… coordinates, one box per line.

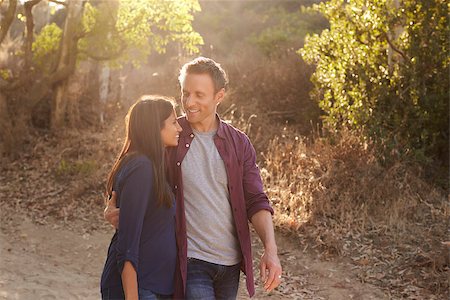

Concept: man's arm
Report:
left=104, top=191, right=120, bottom=228
left=240, top=134, right=282, bottom=291
left=251, top=209, right=282, bottom=292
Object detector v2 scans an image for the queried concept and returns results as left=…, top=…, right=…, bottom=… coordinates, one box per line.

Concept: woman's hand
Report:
left=104, top=191, right=120, bottom=229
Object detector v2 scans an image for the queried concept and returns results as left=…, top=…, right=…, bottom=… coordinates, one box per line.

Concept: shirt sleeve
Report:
left=115, top=158, right=154, bottom=274
left=241, top=135, right=274, bottom=220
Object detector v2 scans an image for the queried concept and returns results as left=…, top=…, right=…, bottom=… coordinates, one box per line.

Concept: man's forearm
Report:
left=251, top=210, right=277, bottom=253
left=251, top=209, right=282, bottom=292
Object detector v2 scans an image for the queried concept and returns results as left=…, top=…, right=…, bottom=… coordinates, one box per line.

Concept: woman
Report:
left=100, top=95, right=182, bottom=300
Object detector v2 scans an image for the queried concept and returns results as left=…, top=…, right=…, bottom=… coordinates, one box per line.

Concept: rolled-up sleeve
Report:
left=242, top=136, right=274, bottom=220
left=116, top=159, right=154, bottom=274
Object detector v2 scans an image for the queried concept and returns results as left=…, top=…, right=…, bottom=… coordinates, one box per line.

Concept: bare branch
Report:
left=266, top=111, right=298, bottom=118
left=48, top=0, right=67, bottom=6
left=0, top=0, right=18, bottom=45
left=384, top=32, right=409, bottom=62
left=23, top=0, right=43, bottom=69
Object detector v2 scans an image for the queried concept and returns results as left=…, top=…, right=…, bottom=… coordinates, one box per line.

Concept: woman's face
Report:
left=160, top=110, right=182, bottom=147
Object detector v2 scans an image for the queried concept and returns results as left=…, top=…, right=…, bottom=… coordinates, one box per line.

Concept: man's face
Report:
left=181, top=73, right=224, bottom=132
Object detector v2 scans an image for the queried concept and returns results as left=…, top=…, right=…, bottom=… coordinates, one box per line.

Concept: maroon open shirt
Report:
left=166, top=116, right=274, bottom=298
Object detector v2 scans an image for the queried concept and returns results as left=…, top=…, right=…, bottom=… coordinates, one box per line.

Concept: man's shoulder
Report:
left=218, top=118, right=248, bottom=139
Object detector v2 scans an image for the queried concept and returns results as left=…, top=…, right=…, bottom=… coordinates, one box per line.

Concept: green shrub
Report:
left=56, top=159, right=97, bottom=177
left=300, top=0, right=449, bottom=167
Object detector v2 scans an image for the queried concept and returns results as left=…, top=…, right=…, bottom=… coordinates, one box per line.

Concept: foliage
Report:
left=56, top=158, right=97, bottom=178
left=193, top=1, right=326, bottom=58
left=0, top=0, right=204, bottom=155
left=192, top=1, right=325, bottom=139
left=0, top=69, right=10, bottom=80
left=300, top=0, right=449, bottom=165
left=78, top=0, right=203, bottom=67
left=5, top=0, right=203, bottom=82
left=32, top=23, right=62, bottom=71
left=250, top=5, right=327, bottom=57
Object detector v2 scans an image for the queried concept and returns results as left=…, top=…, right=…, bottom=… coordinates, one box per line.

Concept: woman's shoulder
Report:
left=113, top=154, right=154, bottom=203
left=119, top=154, right=153, bottom=178
left=129, top=153, right=153, bottom=164
left=124, top=154, right=153, bottom=169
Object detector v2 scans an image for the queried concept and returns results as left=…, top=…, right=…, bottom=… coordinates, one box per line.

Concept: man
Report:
left=105, top=57, right=282, bottom=299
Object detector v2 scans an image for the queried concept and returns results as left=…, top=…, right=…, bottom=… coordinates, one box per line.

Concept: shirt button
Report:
left=176, top=162, right=181, bottom=166
left=185, top=143, right=190, bottom=148
left=174, top=185, right=178, bottom=189
left=190, top=133, right=194, bottom=138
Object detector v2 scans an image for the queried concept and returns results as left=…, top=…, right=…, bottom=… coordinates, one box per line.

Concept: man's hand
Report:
left=250, top=210, right=283, bottom=292
left=104, top=191, right=120, bottom=229
left=260, top=248, right=282, bottom=292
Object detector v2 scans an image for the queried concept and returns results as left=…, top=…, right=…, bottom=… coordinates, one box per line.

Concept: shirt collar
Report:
left=215, top=114, right=227, bottom=139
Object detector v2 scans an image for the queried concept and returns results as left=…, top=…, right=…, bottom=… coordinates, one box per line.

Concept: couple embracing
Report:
left=100, top=57, right=282, bottom=300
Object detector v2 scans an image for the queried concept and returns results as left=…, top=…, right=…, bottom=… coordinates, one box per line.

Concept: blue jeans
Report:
left=186, top=258, right=241, bottom=300
left=138, top=288, right=172, bottom=300
left=101, top=287, right=171, bottom=300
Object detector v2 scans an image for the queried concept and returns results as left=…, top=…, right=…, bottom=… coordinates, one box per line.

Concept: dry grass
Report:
left=256, top=126, right=449, bottom=299
left=220, top=102, right=448, bottom=297
left=0, top=117, right=125, bottom=232
left=1, top=102, right=447, bottom=299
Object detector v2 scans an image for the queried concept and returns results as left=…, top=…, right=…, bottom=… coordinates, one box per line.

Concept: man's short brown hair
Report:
left=178, top=57, right=228, bottom=93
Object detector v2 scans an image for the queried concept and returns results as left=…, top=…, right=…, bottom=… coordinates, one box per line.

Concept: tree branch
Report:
left=0, top=0, right=18, bottom=45
left=48, top=0, right=67, bottom=6
left=49, top=46, right=77, bottom=85
left=384, top=32, right=409, bottom=62
left=23, top=0, right=43, bottom=69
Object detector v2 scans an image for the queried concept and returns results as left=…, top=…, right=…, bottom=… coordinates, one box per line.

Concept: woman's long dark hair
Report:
left=106, top=95, right=175, bottom=208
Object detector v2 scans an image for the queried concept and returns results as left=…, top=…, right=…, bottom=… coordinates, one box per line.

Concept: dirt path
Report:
left=242, top=231, right=387, bottom=300
left=0, top=208, right=387, bottom=300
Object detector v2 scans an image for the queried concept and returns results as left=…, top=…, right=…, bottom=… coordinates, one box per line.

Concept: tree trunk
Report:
left=51, top=0, right=83, bottom=130
left=98, top=64, right=110, bottom=123
left=0, top=0, right=18, bottom=45
left=0, top=93, right=14, bottom=156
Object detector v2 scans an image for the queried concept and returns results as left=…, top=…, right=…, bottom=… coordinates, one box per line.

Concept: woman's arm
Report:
left=116, top=157, right=154, bottom=298
left=122, top=261, right=138, bottom=300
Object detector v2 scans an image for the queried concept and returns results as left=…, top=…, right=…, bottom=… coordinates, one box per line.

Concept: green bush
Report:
left=56, top=159, right=97, bottom=177
left=300, top=0, right=449, bottom=167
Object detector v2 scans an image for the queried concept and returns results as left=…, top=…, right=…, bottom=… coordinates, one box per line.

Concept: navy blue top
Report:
left=100, top=154, right=176, bottom=298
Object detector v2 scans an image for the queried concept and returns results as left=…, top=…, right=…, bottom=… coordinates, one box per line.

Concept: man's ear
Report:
left=215, top=88, right=225, bottom=104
